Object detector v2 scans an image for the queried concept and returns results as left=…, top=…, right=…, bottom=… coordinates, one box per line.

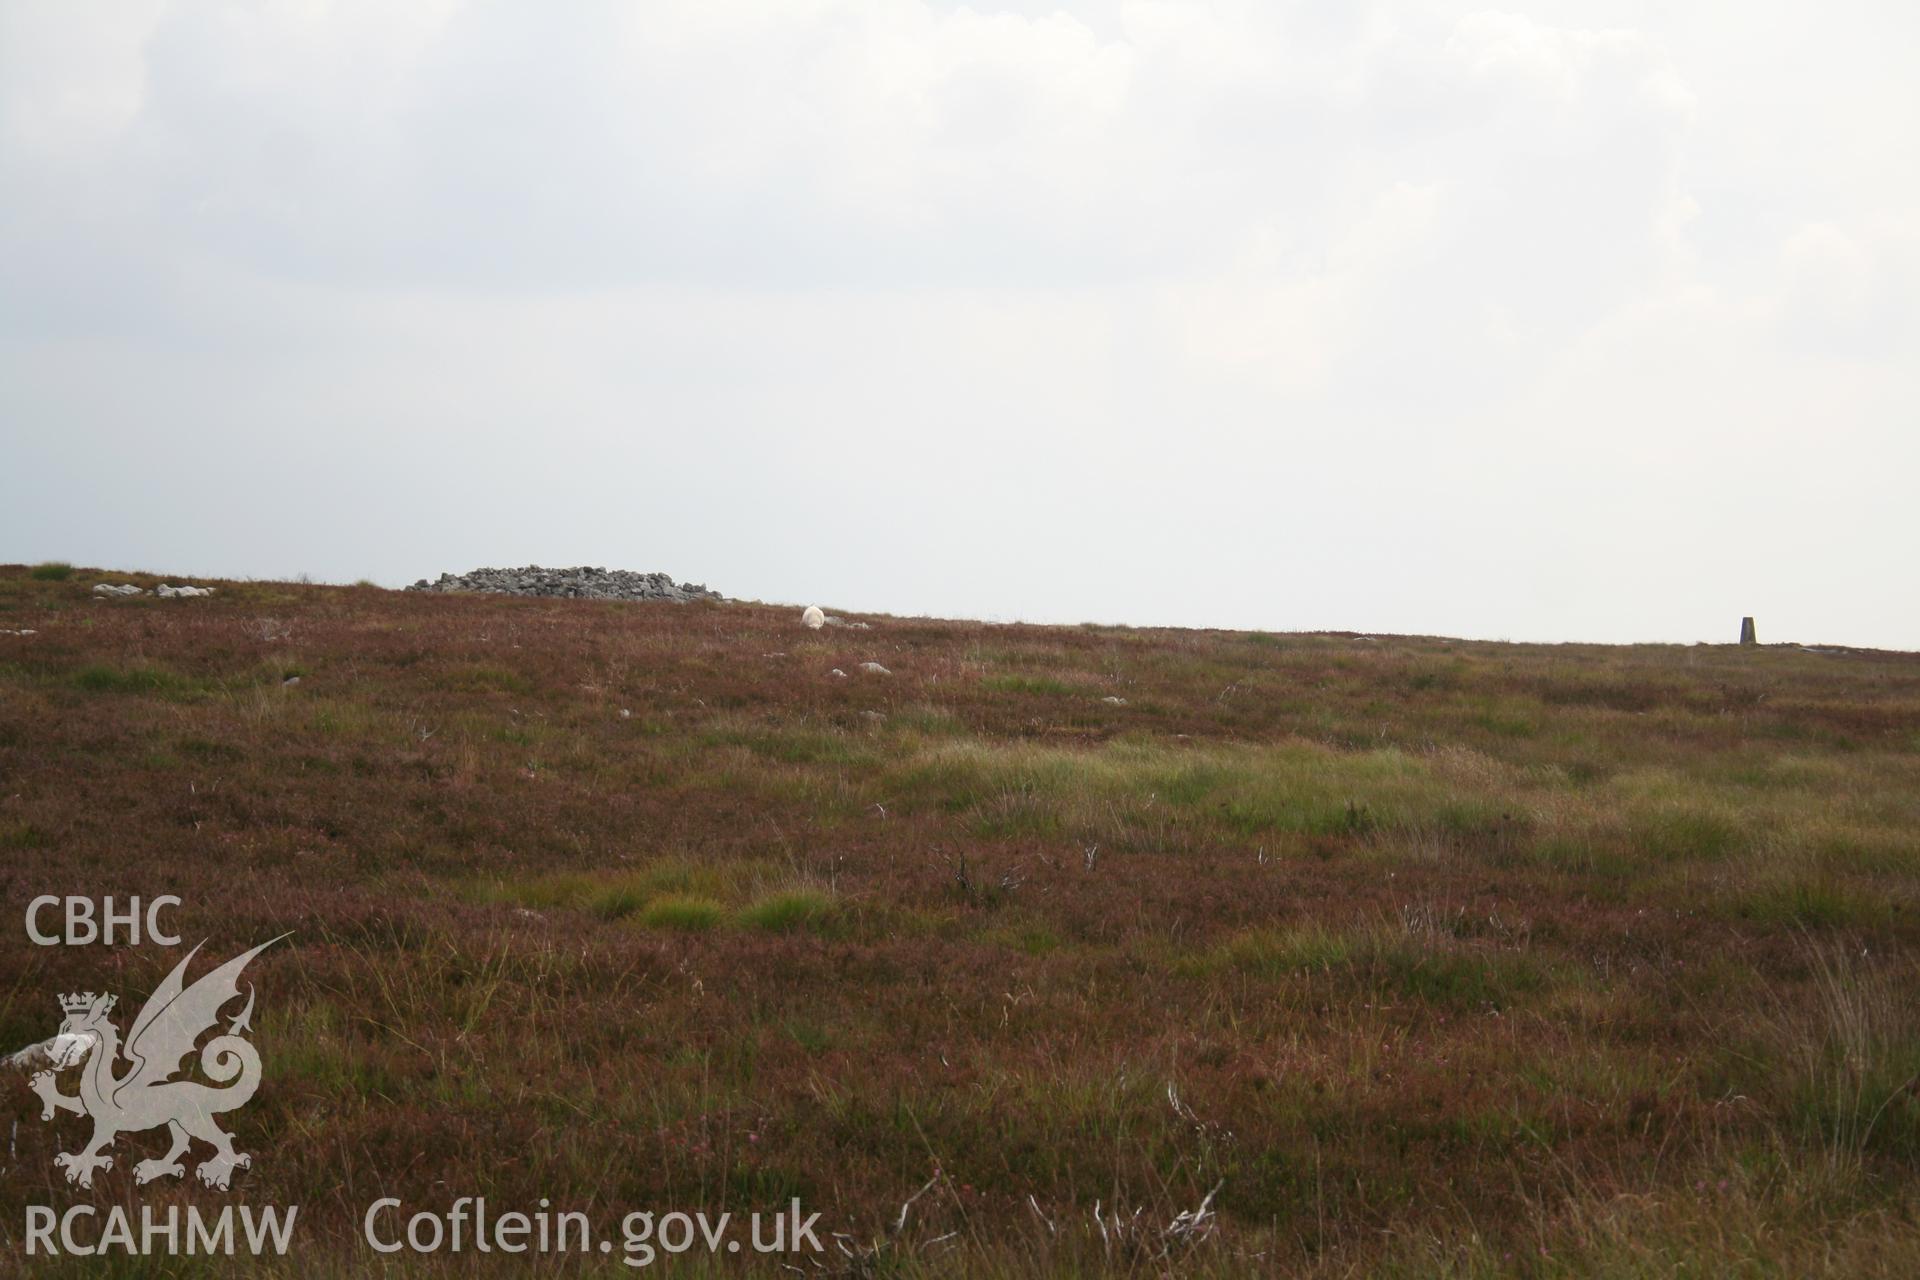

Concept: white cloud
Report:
left=1, top=1, right=1915, bottom=645
left=0, top=1, right=166, bottom=153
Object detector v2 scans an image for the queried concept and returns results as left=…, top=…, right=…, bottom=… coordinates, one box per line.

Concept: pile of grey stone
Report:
left=93, top=582, right=214, bottom=598
left=406, top=566, right=721, bottom=603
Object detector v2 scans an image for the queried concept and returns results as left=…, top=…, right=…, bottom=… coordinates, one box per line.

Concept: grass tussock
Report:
left=640, top=894, right=727, bottom=932
left=739, top=888, right=838, bottom=934
left=1764, top=938, right=1920, bottom=1169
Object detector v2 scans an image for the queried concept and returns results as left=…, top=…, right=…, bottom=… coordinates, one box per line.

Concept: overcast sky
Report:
left=2, top=2, right=1914, bottom=646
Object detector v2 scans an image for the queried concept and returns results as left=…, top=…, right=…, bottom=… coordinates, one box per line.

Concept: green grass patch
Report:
left=784, top=1019, right=834, bottom=1055
left=739, top=889, right=837, bottom=934
left=701, top=719, right=875, bottom=766
left=29, top=561, right=73, bottom=581
left=1471, top=701, right=1540, bottom=737
left=640, top=894, right=726, bottom=931
left=890, top=705, right=969, bottom=737
left=890, top=738, right=1467, bottom=848
left=0, top=823, right=52, bottom=851
left=1731, top=876, right=1890, bottom=929
left=468, top=858, right=771, bottom=920
left=70, top=664, right=193, bottom=697
left=1190, top=921, right=1543, bottom=1009
left=986, top=919, right=1062, bottom=955
left=1195, top=923, right=1356, bottom=975
left=1638, top=808, right=1743, bottom=861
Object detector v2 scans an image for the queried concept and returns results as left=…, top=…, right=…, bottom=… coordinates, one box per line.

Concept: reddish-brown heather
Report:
left=1, top=566, right=1918, bottom=1275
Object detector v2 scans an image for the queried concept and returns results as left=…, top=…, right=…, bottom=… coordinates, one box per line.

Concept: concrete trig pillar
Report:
left=1739, top=617, right=1757, bottom=646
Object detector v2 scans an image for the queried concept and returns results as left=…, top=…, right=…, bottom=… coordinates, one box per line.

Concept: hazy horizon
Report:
left=4, top=2, right=1915, bottom=649
left=14, top=559, right=1893, bottom=652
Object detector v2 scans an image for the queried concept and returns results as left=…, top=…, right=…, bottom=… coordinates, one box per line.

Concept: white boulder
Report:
left=802, top=605, right=826, bottom=629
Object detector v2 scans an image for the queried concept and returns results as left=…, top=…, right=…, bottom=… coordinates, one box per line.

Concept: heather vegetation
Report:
left=2, top=565, right=1919, bottom=1275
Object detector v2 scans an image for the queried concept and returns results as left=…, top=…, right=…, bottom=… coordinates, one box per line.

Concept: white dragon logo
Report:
left=28, top=936, right=285, bottom=1190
